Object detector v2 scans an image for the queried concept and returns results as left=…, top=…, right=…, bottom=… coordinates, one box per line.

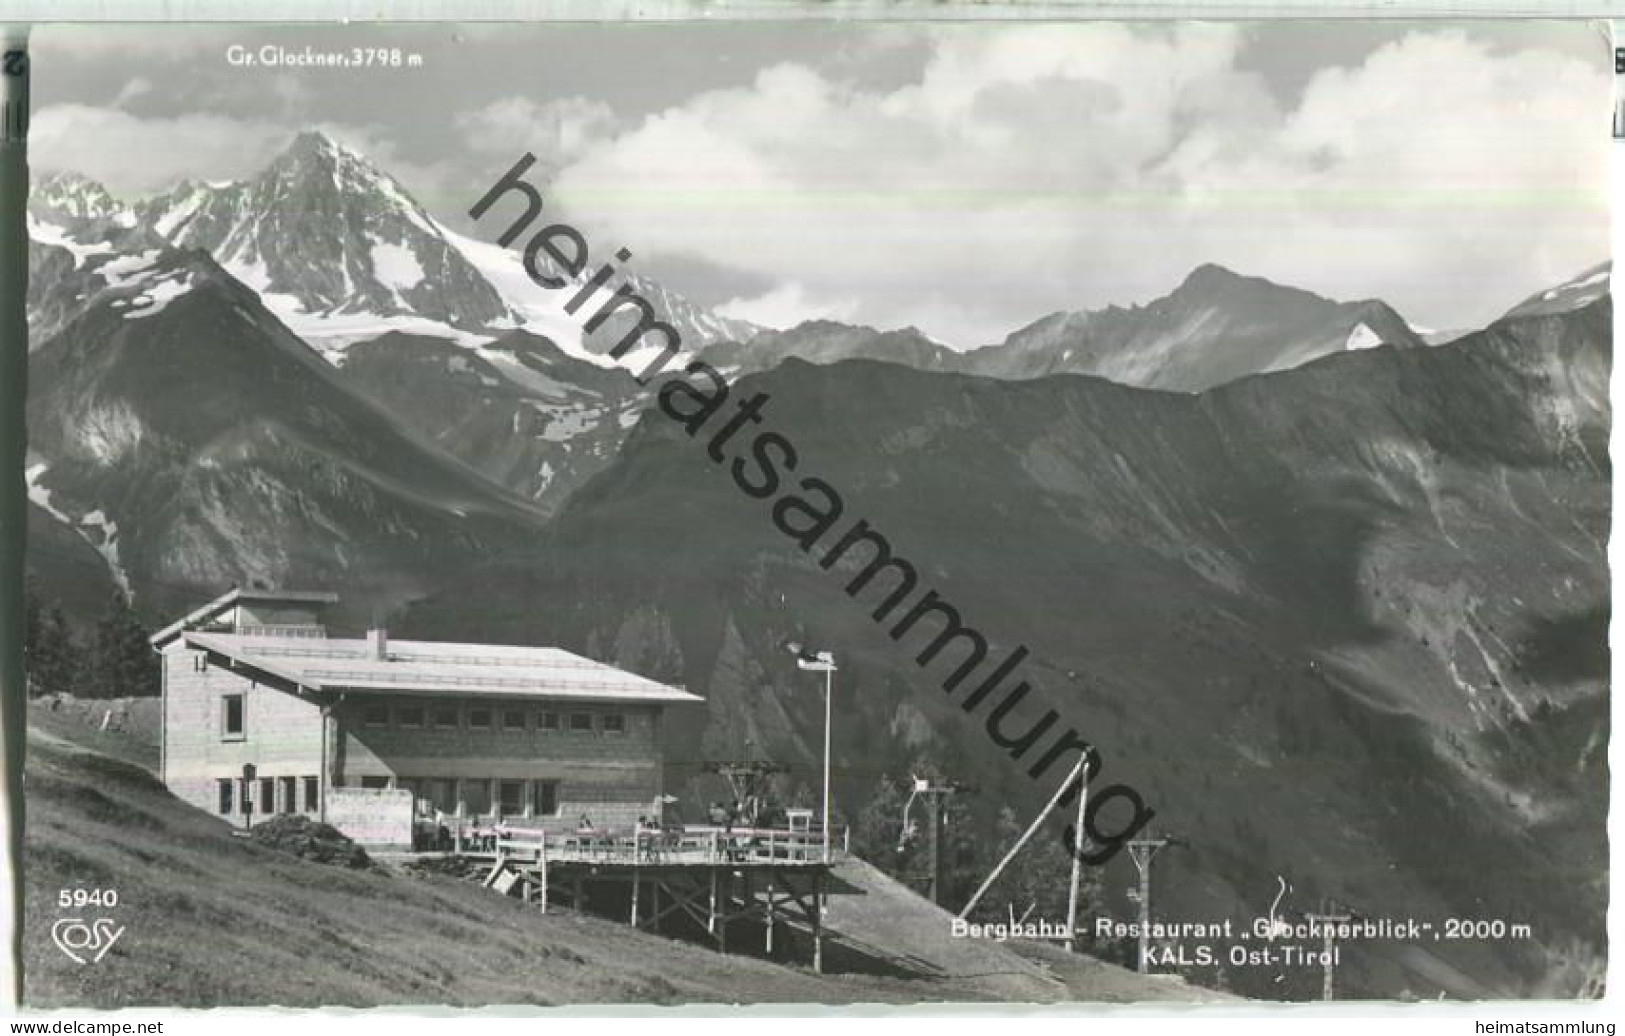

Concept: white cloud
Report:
left=30, top=105, right=295, bottom=198
left=716, top=282, right=859, bottom=328
left=534, top=25, right=1606, bottom=343
left=28, top=106, right=456, bottom=211
left=459, top=96, right=619, bottom=166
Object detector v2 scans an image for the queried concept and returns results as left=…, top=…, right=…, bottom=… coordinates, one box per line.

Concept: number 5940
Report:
left=57, top=888, right=118, bottom=909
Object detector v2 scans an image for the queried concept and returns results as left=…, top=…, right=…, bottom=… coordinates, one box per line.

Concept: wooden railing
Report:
left=234, top=623, right=328, bottom=639
left=451, top=824, right=848, bottom=866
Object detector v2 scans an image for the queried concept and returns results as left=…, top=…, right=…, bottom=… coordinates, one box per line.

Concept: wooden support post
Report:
left=574, top=874, right=585, bottom=913
left=631, top=866, right=642, bottom=927
left=765, top=879, right=775, bottom=954
left=812, top=870, right=824, bottom=974
left=717, top=871, right=730, bottom=955
left=650, top=876, right=660, bottom=935
left=538, top=837, right=549, bottom=914
left=708, top=868, right=719, bottom=936
left=928, top=791, right=944, bottom=905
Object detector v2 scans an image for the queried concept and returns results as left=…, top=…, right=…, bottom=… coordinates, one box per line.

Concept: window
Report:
left=221, top=694, right=244, bottom=739
left=217, top=779, right=234, bottom=815
left=279, top=776, right=297, bottom=815
left=432, top=706, right=459, bottom=729
left=602, top=713, right=626, bottom=734
left=397, top=705, right=425, bottom=728
left=463, top=779, right=492, bottom=816
left=538, top=711, right=559, bottom=732
left=260, top=777, right=276, bottom=814
left=498, top=780, right=526, bottom=817
left=361, top=776, right=390, bottom=790
left=568, top=713, right=594, bottom=733
left=361, top=702, right=389, bottom=728
left=428, top=778, right=458, bottom=815
left=533, top=780, right=559, bottom=817
left=468, top=707, right=493, bottom=730
left=192, top=654, right=208, bottom=673
left=303, top=776, right=319, bottom=812
left=502, top=709, right=527, bottom=732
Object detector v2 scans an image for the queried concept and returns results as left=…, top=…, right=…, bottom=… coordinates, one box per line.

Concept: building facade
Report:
left=152, top=589, right=702, bottom=848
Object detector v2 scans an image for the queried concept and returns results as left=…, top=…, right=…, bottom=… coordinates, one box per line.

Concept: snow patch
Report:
left=252, top=292, right=488, bottom=361
left=97, top=250, right=163, bottom=287
left=25, top=463, right=73, bottom=525
left=152, top=189, right=205, bottom=239
left=1344, top=322, right=1383, bottom=351
left=532, top=402, right=602, bottom=442
left=437, top=225, right=615, bottom=368
left=370, top=239, right=425, bottom=293
left=124, top=275, right=193, bottom=319
left=27, top=216, right=114, bottom=271
left=24, top=465, right=133, bottom=598
left=473, top=346, right=588, bottom=401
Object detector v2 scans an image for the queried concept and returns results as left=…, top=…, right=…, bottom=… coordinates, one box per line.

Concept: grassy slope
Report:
left=23, top=699, right=1222, bottom=1008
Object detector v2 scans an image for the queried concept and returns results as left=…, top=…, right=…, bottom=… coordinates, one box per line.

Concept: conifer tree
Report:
left=850, top=773, right=918, bottom=882
left=87, top=591, right=158, bottom=699
left=23, top=574, right=80, bottom=697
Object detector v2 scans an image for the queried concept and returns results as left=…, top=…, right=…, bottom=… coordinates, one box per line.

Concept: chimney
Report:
left=368, top=627, right=388, bottom=661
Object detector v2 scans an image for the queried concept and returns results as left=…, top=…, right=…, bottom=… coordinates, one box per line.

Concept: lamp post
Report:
left=241, top=762, right=257, bottom=832
left=789, top=645, right=837, bottom=864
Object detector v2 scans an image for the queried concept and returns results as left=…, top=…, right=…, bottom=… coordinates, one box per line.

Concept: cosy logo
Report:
left=50, top=918, right=125, bottom=965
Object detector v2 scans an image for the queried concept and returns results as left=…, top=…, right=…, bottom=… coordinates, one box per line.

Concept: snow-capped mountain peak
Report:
left=128, top=130, right=757, bottom=365
left=134, top=130, right=514, bottom=347
left=31, top=170, right=134, bottom=226
left=1501, top=262, right=1611, bottom=321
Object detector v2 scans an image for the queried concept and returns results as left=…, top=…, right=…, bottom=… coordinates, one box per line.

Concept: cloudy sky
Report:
left=30, top=21, right=1611, bottom=345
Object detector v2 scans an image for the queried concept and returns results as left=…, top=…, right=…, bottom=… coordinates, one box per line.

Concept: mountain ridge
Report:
left=25, top=226, right=549, bottom=623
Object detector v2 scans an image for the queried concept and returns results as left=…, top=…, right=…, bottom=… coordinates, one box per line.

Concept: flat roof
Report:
left=150, top=587, right=340, bottom=648
left=183, top=632, right=703, bottom=705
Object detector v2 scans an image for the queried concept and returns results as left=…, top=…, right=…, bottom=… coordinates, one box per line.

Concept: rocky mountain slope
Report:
left=703, top=320, right=960, bottom=375
left=109, top=133, right=754, bottom=516
left=336, top=329, right=646, bottom=510
left=25, top=227, right=548, bottom=624
left=1503, top=261, right=1611, bottom=320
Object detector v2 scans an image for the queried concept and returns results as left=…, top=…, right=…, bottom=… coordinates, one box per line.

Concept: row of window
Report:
left=357, top=701, right=627, bottom=736
left=217, top=775, right=318, bottom=816
left=216, top=774, right=566, bottom=819
left=389, top=776, right=561, bottom=818
left=217, top=693, right=630, bottom=741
